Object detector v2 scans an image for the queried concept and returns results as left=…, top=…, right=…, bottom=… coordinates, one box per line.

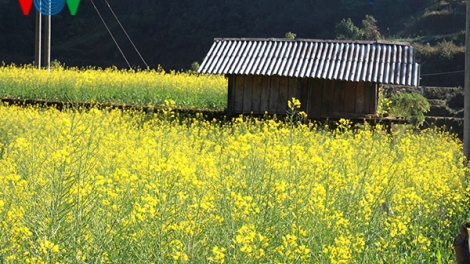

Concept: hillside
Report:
left=404, top=1, right=466, bottom=87
left=0, top=0, right=466, bottom=88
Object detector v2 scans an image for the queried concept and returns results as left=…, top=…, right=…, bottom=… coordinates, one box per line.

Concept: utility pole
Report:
left=33, top=1, right=51, bottom=70
left=45, top=14, right=51, bottom=70
left=465, top=0, right=470, bottom=158
left=21, top=0, right=80, bottom=69
left=44, top=0, right=51, bottom=71
left=34, top=9, right=41, bottom=68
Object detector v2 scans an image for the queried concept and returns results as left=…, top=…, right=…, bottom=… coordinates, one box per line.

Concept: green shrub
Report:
left=285, top=31, right=297, bottom=39
left=389, top=92, right=430, bottom=125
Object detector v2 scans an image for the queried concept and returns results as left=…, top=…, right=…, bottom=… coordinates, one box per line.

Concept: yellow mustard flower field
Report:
left=0, top=64, right=227, bottom=110
left=0, top=98, right=468, bottom=263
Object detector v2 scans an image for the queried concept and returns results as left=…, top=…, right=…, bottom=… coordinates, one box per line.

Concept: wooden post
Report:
left=464, top=0, right=470, bottom=158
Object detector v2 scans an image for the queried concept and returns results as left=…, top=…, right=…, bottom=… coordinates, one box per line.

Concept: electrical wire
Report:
left=103, top=0, right=149, bottom=68
left=421, top=70, right=465, bottom=76
left=90, top=0, right=132, bottom=69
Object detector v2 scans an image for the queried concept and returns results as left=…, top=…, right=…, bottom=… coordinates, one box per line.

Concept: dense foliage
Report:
left=0, top=101, right=468, bottom=263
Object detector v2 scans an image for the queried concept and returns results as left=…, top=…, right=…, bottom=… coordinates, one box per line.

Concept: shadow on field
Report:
left=0, top=97, right=226, bottom=120
left=1, top=97, right=463, bottom=140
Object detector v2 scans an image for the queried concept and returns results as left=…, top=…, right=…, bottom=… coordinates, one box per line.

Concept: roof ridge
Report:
left=213, top=38, right=411, bottom=46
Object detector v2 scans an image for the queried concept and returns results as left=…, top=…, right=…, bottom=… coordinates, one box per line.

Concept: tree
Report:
left=362, top=15, right=381, bottom=40
left=335, top=18, right=363, bottom=40
left=335, top=15, right=381, bottom=41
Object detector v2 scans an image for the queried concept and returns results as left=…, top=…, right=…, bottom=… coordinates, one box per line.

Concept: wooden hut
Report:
left=198, top=38, right=421, bottom=119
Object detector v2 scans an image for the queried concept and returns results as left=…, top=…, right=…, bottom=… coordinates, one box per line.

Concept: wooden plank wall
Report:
left=308, top=79, right=377, bottom=118
left=310, top=78, right=323, bottom=118
left=229, top=75, right=302, bottom=115
left=227, top=75, right=377, bottom=118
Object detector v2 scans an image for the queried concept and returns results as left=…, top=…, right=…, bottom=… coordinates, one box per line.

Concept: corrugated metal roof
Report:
left=198, top=38, right=421, bottom=86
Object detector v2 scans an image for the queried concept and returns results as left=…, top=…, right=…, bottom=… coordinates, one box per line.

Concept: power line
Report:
left=90, top=0, right=131, bottom=69
left=102, top=0, right=149, bottom=68
left=421, top=70, right=465, bottom=76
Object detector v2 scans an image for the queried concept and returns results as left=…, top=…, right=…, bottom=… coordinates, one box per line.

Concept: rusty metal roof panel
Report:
left=198, top=38, right=421, bottom=86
